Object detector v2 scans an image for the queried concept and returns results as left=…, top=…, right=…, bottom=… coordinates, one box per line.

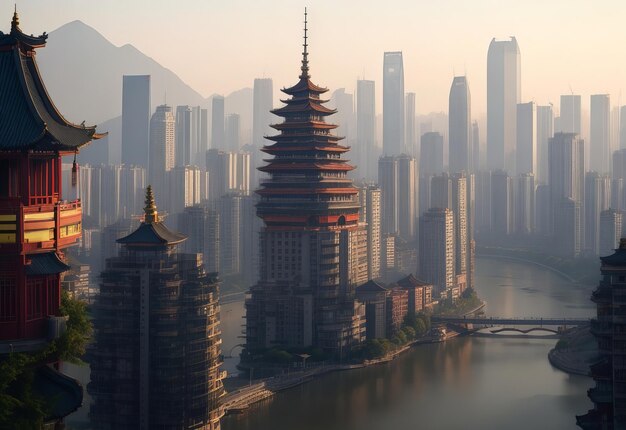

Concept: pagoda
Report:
left=577, top=238, right=626, bottom=428
left=246, top=10, right=367, bottom=358
left=0, top=10, right=102, bottom=346
left=88, top=187, right=225, bottom=429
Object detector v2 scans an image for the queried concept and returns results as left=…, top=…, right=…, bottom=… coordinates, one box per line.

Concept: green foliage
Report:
left=265, top=349, right=293, bottom=364
left=401, top=326, right=416, bottom=341
left=58, top=290, right=93, bottom=364
left=403, top=312, right=430, bottom=336
left=0, top=291, right=92, bottom=428
left=555, top=339, right=569, bottom=350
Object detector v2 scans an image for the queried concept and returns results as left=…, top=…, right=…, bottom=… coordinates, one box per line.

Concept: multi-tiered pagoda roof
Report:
left=0, top=11, right=103, bottom=153
left=256, top=11, right=360, bottom=229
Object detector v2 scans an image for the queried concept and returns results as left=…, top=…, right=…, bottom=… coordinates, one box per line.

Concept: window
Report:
left=0, top=278, right=16, bottom=322
left=26, top=278, right=44, bottom=320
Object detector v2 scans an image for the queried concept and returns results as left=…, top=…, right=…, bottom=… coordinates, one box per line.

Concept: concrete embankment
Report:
left=547, top=326, right=596, bottom=376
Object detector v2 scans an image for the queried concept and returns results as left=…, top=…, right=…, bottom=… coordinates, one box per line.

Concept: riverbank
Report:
left=548, top=326, right=597, bottom=376
left=223, top=329, right=460, bottom=414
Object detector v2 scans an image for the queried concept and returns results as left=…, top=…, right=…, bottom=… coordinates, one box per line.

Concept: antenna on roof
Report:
left=300, top=7, right=310, bottom=80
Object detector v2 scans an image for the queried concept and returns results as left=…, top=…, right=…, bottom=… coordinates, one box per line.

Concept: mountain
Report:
left=36, top=20, right=256, bottom=164
left=37, top=20, right=207, bottom=126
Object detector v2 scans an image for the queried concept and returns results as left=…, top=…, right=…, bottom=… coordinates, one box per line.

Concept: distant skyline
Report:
left=9, top=1, right=626, bottom=115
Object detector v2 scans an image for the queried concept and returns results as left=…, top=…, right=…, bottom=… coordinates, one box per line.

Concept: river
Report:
left=221, top=256, right=597, bottom=430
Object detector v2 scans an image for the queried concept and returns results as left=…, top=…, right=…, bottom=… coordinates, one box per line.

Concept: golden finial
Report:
left=144, top=185, right=159, bottom=224
left=11, top=4, right=19, bottom=30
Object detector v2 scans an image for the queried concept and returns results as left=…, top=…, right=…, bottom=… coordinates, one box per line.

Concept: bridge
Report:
left=432, top=316, right=590, bottom=326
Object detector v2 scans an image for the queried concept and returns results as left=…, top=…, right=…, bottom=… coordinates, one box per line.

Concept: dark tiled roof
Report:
left=25, top=252, right=70, bottom=275
left=600, top=247, right=626, bottom=267
left=117, top=221, right=187, bottom=247
left=356, top=280, right=388, bottom=293
left=397, top=274, right=432, bottom=289
left=32, top=365, right=83, bottom=420
left=0, top=20, right=102, bottom=151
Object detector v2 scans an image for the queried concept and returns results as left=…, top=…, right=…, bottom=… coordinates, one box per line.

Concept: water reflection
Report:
left=222, top=257, right=595, bottom=430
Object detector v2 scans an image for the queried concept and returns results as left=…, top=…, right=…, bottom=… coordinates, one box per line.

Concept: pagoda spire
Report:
left=11, top=4, right=19, bottom=31
left=144, top=185, right=159, bottom=224
left=299, top=7, right=309, bottom=80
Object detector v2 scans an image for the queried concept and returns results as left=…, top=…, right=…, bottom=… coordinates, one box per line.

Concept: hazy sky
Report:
left=6, top=1, right=626, bottom=115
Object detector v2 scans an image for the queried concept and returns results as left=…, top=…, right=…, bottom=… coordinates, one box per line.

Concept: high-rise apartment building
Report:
left=420, top=132, right=444, bottom=177
left=356, top=79, right=377, bottom=180
left=89, top=189, right=225, bottom=429
left=487, top=37, right=520, bottom=173
left=449, top=76, right=471, bottom=173
left=206, top=149, right=251, bottom=201
left=491, top=170, right=513, bottom=235
left=178, top=204, right=220, bottom=273
left=122, top=75, right=151, bottom=168
left=590, top=94, right=611, bottom=174
left=359, top=185, right=382, bottom=280
left=516, top=173, right=535, bottom=234
left=383, top=51, right=405, bottom=155
left=149, top=104, right=175, bottom=191
left=585, top=172, right=611, bottom=255
left=406, top=92, right=417, bottom=156
left=419, top=208, right=454, bottom=294
left=175, top=105, right=193, bottom=167
left=472, top=121, right=480, bottom=172
left=379, top=156, right=398, bottom=235
left=560, top=95, right=581, bottom=135
left=620, top=105, right=626, bottom=150
left=253, top=78, right=274, bottom=148
left=516, top=101, right=537, bottom=175
left=211, top=95, right=225, bottom=150
left=548, top=133, right=585, bottom=242
left=396, top=155, right=418, bottom=241
left=536, top=105, right=554, bottom=184
left=225, top=113, right=241, bottom=152
left=599, top=210, right=622, bottom=257
left=246, top=22, right=366, bottom=357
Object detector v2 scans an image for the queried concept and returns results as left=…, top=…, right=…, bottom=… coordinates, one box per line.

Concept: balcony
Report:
left=0, top=200, right=82, bottom=253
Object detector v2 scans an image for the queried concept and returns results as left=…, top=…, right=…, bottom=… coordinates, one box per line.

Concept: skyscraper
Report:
left=536, top=105, right=554, bottom=184
left=332, top=88, right=355, bottom=147
left=396, top=154, right=417, bottom=240
left=620, top=105, right=626, bottom=149
left=379, top=156, right=398, bottom=235
left=211, top=95, right=225, bottom=150
left=149, top=104, right=175, bottom=192
left=420, top=132, right=444, bottom=177
left=516, top=173, right=535, bottom=234
left=549, top=133, right=585, bottom=253
left=359, top=185, right=382, bottom=280
left=590, top=94, right=611, bottom=174
left=252, top=78, right=274, bottom=187
left=491, top=170, right=513, bottom=235
left=225, top=113, right=241, bottom=152
left=449, top=76, right=471, bottom=173
left=585, top=172, right=611, bottom=255
left=599, top=209, right=622, bottom=257
left=357, top=79, right=377, bottom=180
left=487, top=37, right=521, bottom=173
left=253, top=78, right=274, bottom=148
left=405, top=92, right=416, bottom=156
left=206, top=149, right=251, bottom=201
left=179, top=204, right=220, bottom=273
left=89, top=188, right=225, bottom=429
left=383, top=51, right=405, bottom=155
left=516, top=101, right=536, bottom=175
left=472, top=121, right=480, bottom=172
left=122, top=75, right=151, bottom=167
left=560, top=94, right=582, bottom=135
left=246, top=16, right=366, bottom=357
left=175, top=105, right=193, bottom=167
left=419, top=208, right=454, bottom=294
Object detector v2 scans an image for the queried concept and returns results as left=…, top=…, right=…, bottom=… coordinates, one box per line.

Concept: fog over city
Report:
left=2, top=2, right=626, bottom=429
